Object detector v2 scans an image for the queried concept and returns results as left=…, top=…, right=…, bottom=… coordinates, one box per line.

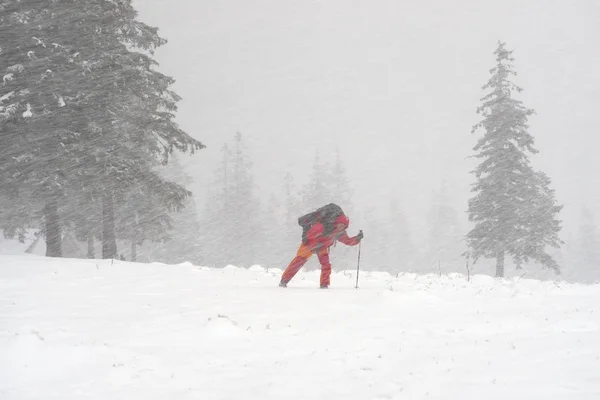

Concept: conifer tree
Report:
left=136, top=155, right=203, bottom=264
left=300, top=151, right=332, bottom=212
left=467, top=42, right=562, bottom=277
left=281, top=172, right=300, bottom=257
left=389, top=196, right=416, bottom=273
left=574, top=207, right=600, bottom=279
left=357, top=206, right=389, bottom=272
left=328, top=149, right=353, bottom=212
left=201, top=133, right=261, bottom=267
left=0, top=2, right=83, bottom=256
left=283, top=172, right=296, bottom=225
left=426, top=182, right=464, bottom=273
left=261, top=193, right=284, bottom=266
left=0, top=1, right=204, bottom=258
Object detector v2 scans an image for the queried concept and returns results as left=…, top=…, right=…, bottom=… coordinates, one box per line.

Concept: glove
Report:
left=356, top=230, right=363, bottom=242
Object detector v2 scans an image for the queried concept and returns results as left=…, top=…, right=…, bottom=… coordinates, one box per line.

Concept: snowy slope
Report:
left=1, top=255, right=599, bottom=399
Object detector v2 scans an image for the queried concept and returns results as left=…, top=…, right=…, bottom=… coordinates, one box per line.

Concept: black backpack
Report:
left=298, top=203, right=344, bottom=243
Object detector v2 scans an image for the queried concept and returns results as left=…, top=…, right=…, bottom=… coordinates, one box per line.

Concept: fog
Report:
left=2, top=0, right=599, bottom=280
left=133, top=0, right=600, bottom=273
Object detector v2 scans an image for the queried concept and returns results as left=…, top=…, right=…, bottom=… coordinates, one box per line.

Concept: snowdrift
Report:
left=1, top=255, right=599, bottom=399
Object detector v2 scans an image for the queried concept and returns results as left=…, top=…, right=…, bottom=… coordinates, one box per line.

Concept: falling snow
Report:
left=1, top=1, right=600, bottom=398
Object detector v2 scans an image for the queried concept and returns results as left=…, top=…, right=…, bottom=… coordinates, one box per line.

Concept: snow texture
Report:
left=1, top=255, right=599, bottom=399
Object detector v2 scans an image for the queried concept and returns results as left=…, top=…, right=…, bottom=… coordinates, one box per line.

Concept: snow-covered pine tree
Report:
left=69, top=3, right=204, bottom=259
left=0, top=1, right=205, bottom=259
left=0, top=2, right=83, bottom=256
left=467, top=42, right=562, bottom=277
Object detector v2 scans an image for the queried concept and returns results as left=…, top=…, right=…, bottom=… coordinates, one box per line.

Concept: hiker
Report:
left=280, top=203, right=363, bottom=288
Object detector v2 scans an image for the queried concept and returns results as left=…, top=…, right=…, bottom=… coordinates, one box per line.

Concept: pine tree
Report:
left=0, top=1, right=205, bottom=259
left=426, top=182, right=465, bottom=273
left=328, top=149, right=353, bottom=212
left=575, top=207, right=600, bottom=280
left=0, top=2, right=83, bottom=256
left=283, top=172, right=296, bottom=225
left=201, top=133, right=262, bottom=267
left=62, top=191, right=102, bottom=259
left=467, top=42, right=562, bottom=277
left=281, top=172, right=300, bottom=256
left=389, top=195, right=417, bottom=274
left=261, top=193, right=285, bottom=267
left=300, top=151, right=332, bottom=212
left=356, top=206, right=389, bottom=272
left=136, top=155, right=203, bottom=264
left=229, top=132, right=262, bottom=264
left=300, top=149, right=353, bottom=214
left=199, top=144, right=231, bottom=265
left=70, top=3, right=204, bottom=259
left=115, top=184, right=173, bottom=262
left=320, top=149, right=356, bottom=271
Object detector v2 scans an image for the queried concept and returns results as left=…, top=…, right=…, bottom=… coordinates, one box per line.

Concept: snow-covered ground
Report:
left=1, top=255, right=599, bottom=399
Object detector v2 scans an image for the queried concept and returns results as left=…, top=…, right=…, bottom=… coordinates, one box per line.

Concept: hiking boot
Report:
left=320, top=284, right=329, bottom=289
left=279, top=280, right=288, bottom=288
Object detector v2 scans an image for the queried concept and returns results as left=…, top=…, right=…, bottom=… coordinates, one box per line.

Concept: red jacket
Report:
left=305, top=221, right=360, bottom=251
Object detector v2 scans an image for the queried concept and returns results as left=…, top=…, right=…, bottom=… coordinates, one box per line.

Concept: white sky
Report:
left=134, top=0, right=600, bottom=241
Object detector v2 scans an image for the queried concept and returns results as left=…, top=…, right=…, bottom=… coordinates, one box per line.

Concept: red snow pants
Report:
left=281, top=243, right=332, bottom=287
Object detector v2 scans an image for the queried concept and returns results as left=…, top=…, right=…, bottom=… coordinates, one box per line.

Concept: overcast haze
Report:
left=133, top=0, right=600, bottom=250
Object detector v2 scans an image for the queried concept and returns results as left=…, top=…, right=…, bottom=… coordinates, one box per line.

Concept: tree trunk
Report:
left=44, top=199, right=62, bottom=257
left=102, top=193, right=117, bottom=259
left=87, top=234, right=95, bottom=259
left=496, top=249, right=505, bottom=278
left=131, top=241, right=137, bottom=262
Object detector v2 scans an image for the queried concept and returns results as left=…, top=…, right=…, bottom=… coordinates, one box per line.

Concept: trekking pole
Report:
left=355, top=240, right=362, bottom=289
